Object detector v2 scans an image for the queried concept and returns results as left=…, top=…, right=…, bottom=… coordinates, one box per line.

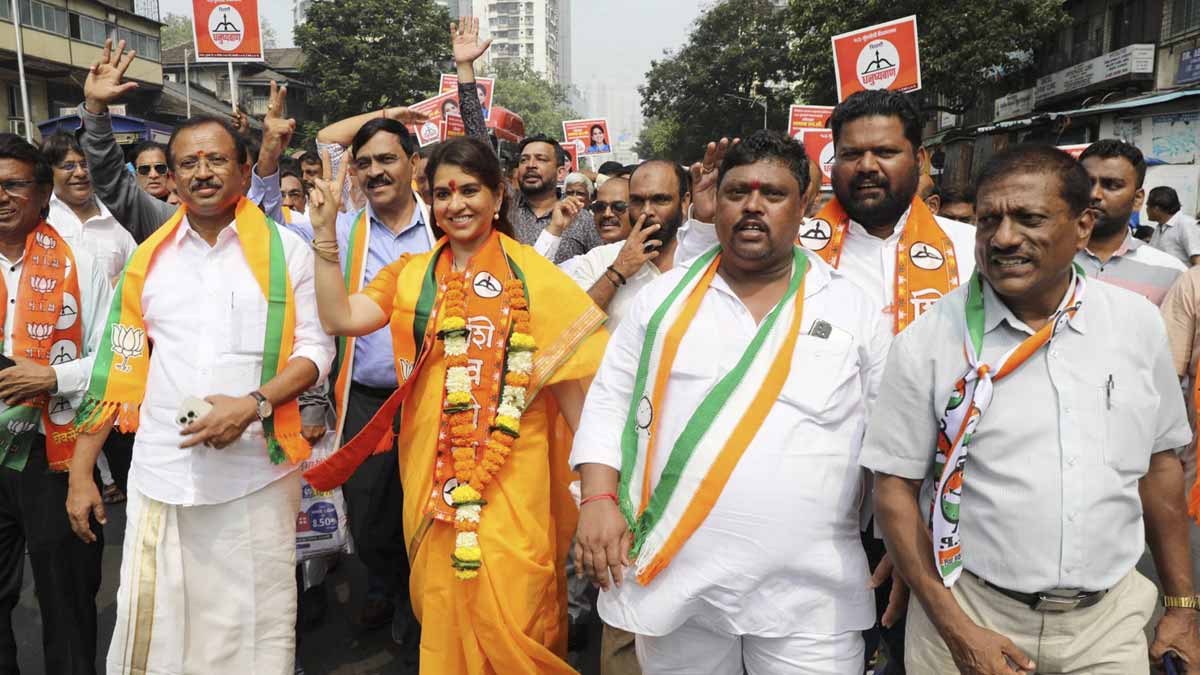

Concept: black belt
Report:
left=350, top=382, right=397, bottom=399
left=981, top=577, right=1107, bottom=612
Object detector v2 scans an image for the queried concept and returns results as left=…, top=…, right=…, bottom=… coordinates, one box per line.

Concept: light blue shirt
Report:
left=284, top=200, right=432, bottom=388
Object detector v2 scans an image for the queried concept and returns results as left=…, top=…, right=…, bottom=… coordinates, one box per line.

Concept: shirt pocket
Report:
left=227, top=290, right=268, bottom=356
left=1100, top=370, right=1156, bottom=476
left=777, top=331, right=858, bottom=426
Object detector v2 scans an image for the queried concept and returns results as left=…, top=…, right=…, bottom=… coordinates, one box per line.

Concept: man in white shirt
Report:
left=65, top=42, right=334, bottom=675
left=574, top=130, right=890, bottom=674
left=563, top=161, right=690, bottom=330
left=864, top=144, right=1200, bottom=673
left=0, top=132, right=111, bottom=675
left=1147, top=185, right=1200, bottom=266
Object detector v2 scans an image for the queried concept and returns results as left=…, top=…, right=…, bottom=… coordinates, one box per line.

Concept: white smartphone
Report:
left=176, top=396, right=213, bottom=429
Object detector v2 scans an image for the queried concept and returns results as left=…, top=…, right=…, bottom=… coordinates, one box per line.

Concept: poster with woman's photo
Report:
left=563, top=119, right=613, bottom=156
left=439, top=74, right=495, bottom=120
left=406, top=91, right=461, bottom=147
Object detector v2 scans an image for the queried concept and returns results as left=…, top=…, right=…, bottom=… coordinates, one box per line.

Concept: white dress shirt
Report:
left=860, top=278, right=1191, bottom=593
left=560, top=241, right=661, bottom=330
left=0, top=243, right=111, bottom=429
left=571, top=250, right=892, bottom=637
left=130, top=218, right=335, bottom=506
left=1150, top=211, right=1200, bottom=266
left=47, top=194, right=136, bottom=285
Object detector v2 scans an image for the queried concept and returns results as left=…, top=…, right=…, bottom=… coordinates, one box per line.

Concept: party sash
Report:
left=931, top=268, right=1084, bottom=586
left=802, top=195, right=959, bottom=333
left=0, top=221, right=83, bottom=472
left=76, top=197, right=309, bottom=465
left=618, top=245, right=808, bottom=585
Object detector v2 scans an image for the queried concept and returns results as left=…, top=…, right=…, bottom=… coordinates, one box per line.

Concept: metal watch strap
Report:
left=1162, top=595, right=1200, bottom=610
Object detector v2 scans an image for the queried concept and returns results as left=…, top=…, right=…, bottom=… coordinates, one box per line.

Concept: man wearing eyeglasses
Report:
left=280, top=169, right=309, bottom=225
left=129, top=141, right=170, bottom=201
left=562, top=160, right=690, bottom=330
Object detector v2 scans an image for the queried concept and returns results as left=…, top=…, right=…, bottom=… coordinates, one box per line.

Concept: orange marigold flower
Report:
left=505, top=372, right=530, bottom=387
left=490, top=432, right=515, bottom=446
left=444, top=307, right=467, bottom=319
left=514, top=322, right=531, bottom=334
left=449, top=412, right=473, bottom=426
left=451, top=424, right=475, bottom=437
left=457, top=519, right=479, bottom=532
left=453, top=448, right=475, bottom=461
left=511, top=310, right=530, bottom=323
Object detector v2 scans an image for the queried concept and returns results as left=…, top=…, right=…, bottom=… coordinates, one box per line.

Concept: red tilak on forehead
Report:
left=750, top=180, right=762, bottom=191
left=448, top=179, right=458, bottom=193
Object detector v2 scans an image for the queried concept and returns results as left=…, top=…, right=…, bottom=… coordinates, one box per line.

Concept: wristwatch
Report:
left=249, top=391, right=273, bottom=421
left=1162, top=595, right=1200, bottom=610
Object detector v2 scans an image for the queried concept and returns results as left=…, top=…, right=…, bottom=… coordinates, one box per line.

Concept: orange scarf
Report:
left=803, top=195, right=960, bottom=332
left=0, top=221, right=83, bottom=471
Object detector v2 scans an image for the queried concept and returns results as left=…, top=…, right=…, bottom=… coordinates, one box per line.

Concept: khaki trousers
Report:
left=906, top=568, right=1157, bottom=674
left=602, top=624, right=642, bottom=675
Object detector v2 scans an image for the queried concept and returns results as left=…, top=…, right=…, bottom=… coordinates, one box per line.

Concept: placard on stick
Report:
left=831, top=16, right=921, bottom=101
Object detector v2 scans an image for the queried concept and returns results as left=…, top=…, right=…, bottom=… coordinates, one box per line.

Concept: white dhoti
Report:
left=107, top=469, right=301, bottom=675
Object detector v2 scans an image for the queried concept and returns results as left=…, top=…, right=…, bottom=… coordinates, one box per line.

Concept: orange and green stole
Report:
left=618, top=245, right=809, bottom=585
left=804, top=195, right=959, bottom=333
left=0, top=221, right=83, bottom=471
left=930, top=268, right=1084, bottom=586
left=76, top=197, right=310, bottom=464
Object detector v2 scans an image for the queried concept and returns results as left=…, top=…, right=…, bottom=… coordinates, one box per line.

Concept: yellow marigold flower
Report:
left=455, top=569, right=479, bottom=580
left=495, top=415, right=520, bottom=434
left=451, top=484, right=482, bottom=504
left=447, top=391, right=472, bottom=406
left=509, top=333, right=536, bottom=351
left=441, top=316, right=467, bottom=331
left=455, top=546, right=483, bottom=562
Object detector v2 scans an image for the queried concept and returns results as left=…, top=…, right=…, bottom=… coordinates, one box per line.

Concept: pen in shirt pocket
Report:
left=1105, top=374, right=1114, bottom=410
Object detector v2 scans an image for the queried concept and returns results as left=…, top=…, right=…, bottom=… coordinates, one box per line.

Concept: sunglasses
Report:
left=136, top=163, right=168, bottom=176
left=588, top=200, right=628, bottom=214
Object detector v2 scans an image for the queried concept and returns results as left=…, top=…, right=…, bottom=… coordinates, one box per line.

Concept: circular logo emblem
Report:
left=56, top=292, right=78, bottom=331
left=47, top=396, right=74, bottom=425
left=908, top=242, right=945, bottom=270
left=419, top=121, right=440, bottom=145
left=818, top=141, right=835, bottom=179
left=472, top=271, right=502, bottom=299
left=442, top=477, right=459, bottom=507
left=635, top=396, right=653, bottom=430
left=49, top=339, right=77, bottom=366
left=306, top=502, right=339, bottom=534
left=798, top=218, right=833, bottom=251
left=208, top=4, right=245, bottom=52
left=856, top=39, right=901, bottom=90
left=939, top=459, right=964, bottom=524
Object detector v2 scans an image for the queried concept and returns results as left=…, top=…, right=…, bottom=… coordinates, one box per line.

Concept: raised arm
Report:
left=452, top=17, right=491, bottom=142
left=308, top=154, right=388, bottom=336
left=315, top=107, right=428, bottom=148
left=249, top=80, right=294, bottom=224
left=81, top=39, right=175, bottom=241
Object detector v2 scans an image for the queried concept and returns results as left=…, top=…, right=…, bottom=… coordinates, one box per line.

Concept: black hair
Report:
left=1078, top=139, right=1148, bottom=188
left=0, top=133, right=51, bottom=185
left=598, top=160, right=623, bottom=176
left=131, top=140, right=167, bottom=166
left=40, top=132, right=83, bottom=168
left=718, top=129, right=811, bottom=195
left=939, top=184, right=974, bottom=207
left=616, top=165, right=636, bottom=178
left=299, top=148, right=323, bottom=166
left=589, top=124, right=606, bottom=143
left=830, top=90, right=924, bottom=154
left=630, top=159, right=690, bottom=203
left=1147, top=185, right=1183, bottom=215
left=517, top=134, right=564, bottom=168
left=165, top=115, right=249, bottom=169
left=350, top=118, right=417, bottom=159
left=975, top=144, right=1091, bottom=217
left=280, top=168, right=303, bottom=183
left=425, top=136, right=516, bottom=240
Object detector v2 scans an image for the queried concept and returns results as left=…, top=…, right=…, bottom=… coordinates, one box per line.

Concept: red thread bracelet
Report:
left=581, top=492, right=618, bottom=506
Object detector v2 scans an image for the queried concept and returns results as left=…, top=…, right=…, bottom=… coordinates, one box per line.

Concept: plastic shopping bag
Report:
left=296, top=434, right=351, bottom=561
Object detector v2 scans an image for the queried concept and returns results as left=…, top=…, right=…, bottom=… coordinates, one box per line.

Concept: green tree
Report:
left=637, top=0, right=794, bottom=162
left=160, top=13, right=279, bottom=50
left=788, top=0, right=1069, bottom=113
left=634, top=115, right=681, bottom=160
left=297, top=0, right=450, bottom=120
left=487, top=62, right=577, bottom=139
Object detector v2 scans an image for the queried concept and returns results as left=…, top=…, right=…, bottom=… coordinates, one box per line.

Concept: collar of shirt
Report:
left=1084, top=231, right=1139, bottom=261
left=513, top=189, right=552, bottom=222
left=685, top=248, right=834, bottom=303
left=847, top=205, right=913, bottom=244
left=981, top=271, right=1086, bottom=336
left=175, top=216, right=239, bottom=250
left=48, top=194, right=115, bottom=229
left=365, top=197, right=426, bottom=238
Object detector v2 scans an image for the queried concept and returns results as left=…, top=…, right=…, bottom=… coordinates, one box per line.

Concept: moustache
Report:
left=189, top=178, right=221, bottom=191
left=366, top=175, right=393, bottom=189
left=852, top=175, right=890, bottom=190
left=733, top=216, right=769, bottom=232
left=599, top=216, right=621, bottom=228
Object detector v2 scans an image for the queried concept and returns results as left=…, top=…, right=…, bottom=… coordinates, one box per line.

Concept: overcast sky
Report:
left=158, top=0, right=708, bottom=87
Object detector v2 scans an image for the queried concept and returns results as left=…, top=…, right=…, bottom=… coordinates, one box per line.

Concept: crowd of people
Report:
left=2, top=14, right=1200, bottom=675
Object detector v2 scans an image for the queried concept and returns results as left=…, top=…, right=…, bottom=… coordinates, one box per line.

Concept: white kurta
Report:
left=571, top=250, right=891, bottom=638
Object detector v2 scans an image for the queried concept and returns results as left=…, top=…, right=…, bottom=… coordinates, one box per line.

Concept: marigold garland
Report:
left=438, top=274, right=535, bottom=581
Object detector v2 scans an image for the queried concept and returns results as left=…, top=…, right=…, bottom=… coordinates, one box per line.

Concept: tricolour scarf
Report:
left=76, top=197, right=308, bottom=464
left=803, top=195, right=959, bottom=333
left=0, top=221, right=82, bottom=471
left=618, top=246, right=809, bottom=585
left=931, top=268, right=1084, bottom=586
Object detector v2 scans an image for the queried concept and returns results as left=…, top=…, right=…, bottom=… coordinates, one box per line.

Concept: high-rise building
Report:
left=293, top=0, right=312, bottom=27
left=463, top=0, right=572, bottom=85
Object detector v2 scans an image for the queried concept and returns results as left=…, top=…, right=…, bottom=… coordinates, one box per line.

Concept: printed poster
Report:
left=440, top=74, right=495, bottom=120
left=788, top=105, right=834, bottom=140
left=563, top=118, right=613, bottom=156
left=801, top=129, right=834, bottom=188
left=191, top=0, right=264, bottom=62
left=831, top=16, right=921, bottom=101
left=407, top=91, right=460, bottom=147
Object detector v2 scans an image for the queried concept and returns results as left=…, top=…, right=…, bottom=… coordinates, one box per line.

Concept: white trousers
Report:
left=107, top=470, right=301, bottom=675
left=634, top=617, right=864, bottom=675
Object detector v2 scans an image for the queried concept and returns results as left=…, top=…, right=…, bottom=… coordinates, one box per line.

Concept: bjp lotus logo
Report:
left=29, top=276, right=56, bottom=294
left=25, top=322, right=51, bottom=344
left=111, top=324, right=145, bottom=373
left=34, top=232, right=56, bottom=250
left=6, top=420, right=33, bottom=436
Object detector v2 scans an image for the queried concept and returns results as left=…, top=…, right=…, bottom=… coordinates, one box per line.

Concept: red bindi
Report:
left=448, top=179, right=458, bottom=193
left=750, top=180, right=761, bottom=191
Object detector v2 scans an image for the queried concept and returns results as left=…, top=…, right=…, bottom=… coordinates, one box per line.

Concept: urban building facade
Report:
left=460, top=0, right=572, bottom=85
left=160, top=45, right=312, bottom=124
